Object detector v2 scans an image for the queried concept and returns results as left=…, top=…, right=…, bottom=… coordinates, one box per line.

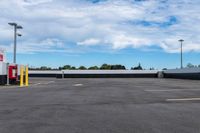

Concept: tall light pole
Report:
left=179, top=39, right=184, bottom=69
left=8, top=23, right=23, bottom=64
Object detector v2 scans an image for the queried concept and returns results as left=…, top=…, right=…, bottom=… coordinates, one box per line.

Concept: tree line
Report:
left=29, top=63, right=144, bottom=70
left=186, top=63, right=200, bottom=68
left=29, top=62, right=200, bottom=70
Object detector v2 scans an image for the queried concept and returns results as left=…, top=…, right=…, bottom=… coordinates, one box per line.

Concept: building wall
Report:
left=0, top=49, right=6, bottom=62
left=0, top=62, right=7, bottom=85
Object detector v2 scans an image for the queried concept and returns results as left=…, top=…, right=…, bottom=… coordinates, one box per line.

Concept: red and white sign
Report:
left=9, top=65, right=18, bottom=79
left=0, top=54, right=3, bottom=61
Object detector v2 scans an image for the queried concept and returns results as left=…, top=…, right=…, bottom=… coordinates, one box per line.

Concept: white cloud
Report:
left=1, top=38, right=66, bottom=54
left=110, top=34, right=152, bottom=49
left=0, top=0, right=200, bottom=53
left=78, top=38, right=100, bottom=46
left=23, top=0, right=53, bottom=5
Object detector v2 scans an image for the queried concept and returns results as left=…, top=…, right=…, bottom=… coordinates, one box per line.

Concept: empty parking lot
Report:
left=0, top=78, right=200, bottom=133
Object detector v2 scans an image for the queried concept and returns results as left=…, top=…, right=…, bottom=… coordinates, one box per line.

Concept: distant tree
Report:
left=187, top=63, right=195, bottom=68
left=100, top=64, right=111, bottom=70
left=29, top=67, right=35, bottom=70
left=131, top=63, right=143, bottom=70
left=150, top=67, right=155, bottom=70
left=40, top=66, right=51, bottom=70
left=70, top=66, right=76, bottom=70
left=63, top=65, right=71, bottom=70
left=162, top=68, right=167, bottom=70
left=59, top=65, right=75, bottom=70
left=88, top=66, right=99, bottom=70
left=110, top=65, right=126, bottom=70
left=78, top=66, right=87, bottom=70
left=198, top=65, right=200, bottom=68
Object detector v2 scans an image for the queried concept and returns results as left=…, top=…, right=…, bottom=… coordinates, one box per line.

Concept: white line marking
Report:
left=145, top=89, right=200, bottom=92
left=33, top=83, right=41, bottom=86
left=33, top=81, right=55, bottom=86
left=0, top=81, right=56, bottom=89
left=166, top=98, right=200, bottom=101
left=73, top=84, right=83, bottom=87
left=43, top=81, right=55, bottom=85
left=0, top=86, right=20, bottom=89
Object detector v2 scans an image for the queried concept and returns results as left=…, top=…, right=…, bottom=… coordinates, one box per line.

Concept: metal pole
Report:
left=62, top=71, right=64, bottom=79
left=9, top=23, right=22, bottom=64
left=179, top=39, right=184, bottom=69
left=6, top=63, right=9, bottom=86
left=14, top=25, right=17, bottom=64
left=181, top=41, right=183, bottom=69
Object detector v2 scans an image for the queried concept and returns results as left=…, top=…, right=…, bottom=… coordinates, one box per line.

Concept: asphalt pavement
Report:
left=0, top=78, right=200, bottom=133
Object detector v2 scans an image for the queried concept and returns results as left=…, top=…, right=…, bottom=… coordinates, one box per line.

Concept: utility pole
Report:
left=8, top=23, right=23, bottom=63
left=179, top=39, right=184, bottom=69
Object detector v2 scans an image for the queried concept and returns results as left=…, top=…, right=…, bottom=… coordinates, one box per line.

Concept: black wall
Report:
left=29, top=74, right=58, bottom=78
left=164, top=73, right=200, bottom=80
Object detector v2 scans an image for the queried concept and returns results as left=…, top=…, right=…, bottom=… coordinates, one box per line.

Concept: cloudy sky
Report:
left=0, top=0, right=199, bottom=69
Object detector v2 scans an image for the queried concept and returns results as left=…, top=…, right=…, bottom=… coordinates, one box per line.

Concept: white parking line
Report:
left=33, top=83, right=41, bottom=86
left=0, top=86, right=20, bottom=89
left=73, top=84, right=83, bottom=87
left=43, top=81, right=55, bottom=85
left=33, top=81, right=55, bottom=86
left=0, top=81, right=55, bottom=89
left=145, top=89, right=200, bottom=92
left=166, top=98, right=200, bottom=101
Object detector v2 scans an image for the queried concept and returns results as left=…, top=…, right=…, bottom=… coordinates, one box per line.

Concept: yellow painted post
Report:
left=20, top=65, right=24, bottom=87
left=25, top=65, right=29, bottom=86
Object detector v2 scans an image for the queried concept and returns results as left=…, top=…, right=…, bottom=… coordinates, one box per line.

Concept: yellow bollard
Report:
left=20, top=65, right=24, bottom=87
left=25, top=65, right=29, bottom=86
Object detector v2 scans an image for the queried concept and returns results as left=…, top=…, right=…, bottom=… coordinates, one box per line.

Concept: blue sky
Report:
left=0, top=0, right=200, bottom=69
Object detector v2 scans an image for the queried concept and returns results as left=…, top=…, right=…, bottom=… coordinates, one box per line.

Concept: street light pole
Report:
left=8, top=23, right=23, bottom=64
left=14, top=25, right=17, bottom=64
left=179, top=39, right=184, bottom=69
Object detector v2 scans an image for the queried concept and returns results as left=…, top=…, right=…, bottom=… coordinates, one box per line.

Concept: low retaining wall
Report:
left=29, top=71, right=61, bottom=78
left=164, top=68, right=200, bottom=80
left=29, top=70, right=159, bottom=78
left=29, top=74, right=59, bottom=78
left=29, top=69, right=200, bottom=80
left=3, top=69, right=200, bottom=80
left=57, top=74, right=158, bottom=78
